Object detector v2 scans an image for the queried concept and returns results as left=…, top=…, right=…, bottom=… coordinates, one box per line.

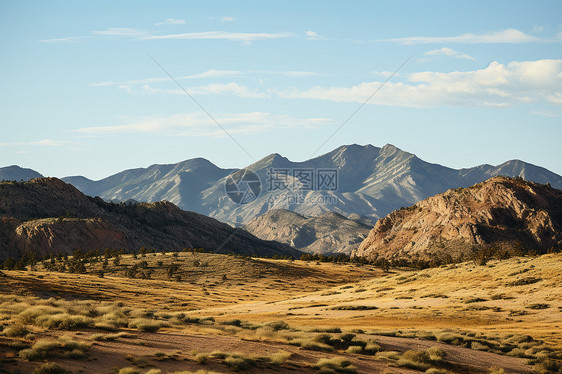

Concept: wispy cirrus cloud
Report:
left=381, top=28, right=542, bottom=44
left=91, top=28, right=151, bottom=38
left=220, top=16, right=235, bottom=22
left=424, top=47, right=475, bottom=60
left=123, top=82, right=269, bottom=98
left=532, top=110, right=560, bottom=117
left=250, top=70, right=325, bottom=77
left=155, top=18, right=186, bottom=26
left=91, top=69, right=324, bottom=88
left=0, top=139, right=77, bottom=147
left=91, top=70, right=243, bottom=87
left=39, top=36, right=90, bottom=43
left=76, top=112, right=333, bottom=137
left=305, top=31, right=327, bottom=40
left=41, top=27, right=293, bottom=44
left=143, top=31, right=293, bottom=42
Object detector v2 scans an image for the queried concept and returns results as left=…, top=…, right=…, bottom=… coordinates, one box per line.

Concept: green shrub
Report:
left=31, top=362, right=67, bottom=374
left=18, top=305, right=65, bottom=324
left=2, top=324, right=29, bottom=337
left=195, top=353, right=209, bottom=364
left=346, top=346, right=363, bottom=354
left=128, top=318, right=165, bottom=332
left=313, top=357, right=357, bottom=373
left=19, top=337, right=89, bottom=361
left=117, top=368, right=141, bottom=374
left=35, top=313, right=92, bottom=330
left=224, top=354, right=256, bottom=371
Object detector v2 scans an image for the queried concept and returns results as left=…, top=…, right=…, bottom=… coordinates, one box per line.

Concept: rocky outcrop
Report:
left=244, top=209, right=371, bottom=254
left=0, top=178, right=301, bottom=260
left=353, top=177, right=562, bottom=261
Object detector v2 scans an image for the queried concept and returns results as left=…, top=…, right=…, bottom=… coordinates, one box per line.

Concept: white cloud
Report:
left=424, top=47, right=475, bottom=60
left=305, top=31, right=327, bottom=40
left=43, top=28, right=292, bottom=44
left=221, top=16, right=235, bottom=22
left=144, top=31, right=293, bottom=42
left=76, top=112, right=333, bottom=137
left=370, top=71, right=397, bottom=78
left=532, top=110, right=560, bottom=117
left=91, top=28, right=150, bottom=38
left=185, top=83, right=268, bottom=98
left=383, top=28, right=541, bottom=44
left=275, top=59, right=562, bottom=108
left=155, top=18, right=186, bottom=26
left=135, top=82, right=269, bottom=98
left=96, top=60, right=562, bottom=109
left=0, top=139, right=77, bottom=147
left=39, top=36, right=88, bottom=43
left=250, top=70, right=324, bottom=77
left=91, top=70, right=242, bottom=87
left=91, top=69, right=324, bottom=89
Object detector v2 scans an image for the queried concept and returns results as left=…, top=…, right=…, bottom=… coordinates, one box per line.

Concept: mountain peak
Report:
left=380, top=143, right=410, bottom=157
left=0, top=165, right=43, bottom=182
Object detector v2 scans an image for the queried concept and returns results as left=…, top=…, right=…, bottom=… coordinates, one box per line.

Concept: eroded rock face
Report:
left=0, top=178, right=301, bottom=260
left=11, top=218, right=127, bottom=259
left=353, top=177, right=562, bottom=261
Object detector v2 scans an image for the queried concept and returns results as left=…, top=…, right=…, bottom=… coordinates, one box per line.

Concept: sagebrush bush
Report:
left=313, top=357, right=357, bottom=373
left=195, top=353, right=209, bottom=364
left=128, top=318, right=167, bottom=332
left=35, top=313, right=92, bottom=330
left=31, top=362, right=67, bottom=374
left=1, top=324, right=29, bottom=337
left=18, top=305, right=65, bottom=324
left=19, top=337, right=89, bottom=360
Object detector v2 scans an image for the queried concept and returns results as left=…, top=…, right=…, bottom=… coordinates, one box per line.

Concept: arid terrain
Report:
left=1, top=251, right=560, bottom=373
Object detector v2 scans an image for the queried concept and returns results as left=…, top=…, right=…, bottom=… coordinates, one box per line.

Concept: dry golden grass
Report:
left=202, top=253, right=562, bottom=349
left=0, top=252, right=560, bottom=373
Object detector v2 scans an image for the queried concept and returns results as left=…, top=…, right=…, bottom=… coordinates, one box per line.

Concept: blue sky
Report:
left=1, top=0, right=561, bottom=179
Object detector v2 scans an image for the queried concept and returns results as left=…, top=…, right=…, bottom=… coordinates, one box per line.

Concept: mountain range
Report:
left=0, top=178, right=300, bottom=261
left=2, top=144, right=562, bottom=228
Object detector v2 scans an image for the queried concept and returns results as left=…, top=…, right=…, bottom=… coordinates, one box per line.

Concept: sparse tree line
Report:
left=1, top=241, right=560, bottom=276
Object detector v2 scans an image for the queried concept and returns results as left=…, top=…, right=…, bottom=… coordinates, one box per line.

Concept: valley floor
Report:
left=0, top=252, right=560, bottom=373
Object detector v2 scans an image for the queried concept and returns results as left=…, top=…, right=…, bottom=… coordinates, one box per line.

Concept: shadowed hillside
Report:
left=0, top=178, right=301, bottom=261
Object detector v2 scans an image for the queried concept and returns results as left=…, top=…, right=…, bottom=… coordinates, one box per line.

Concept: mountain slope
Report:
left=353, top=177, right=562, bottom=262
left=63, top=158, right=236, bottom=212
left=244, top=209, right=371, bottom=254
left=0, top=178, right=300, bottom=261
left=0, top=166, right=43, bottom=182
left=7, top=144, right=562, bottom=227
